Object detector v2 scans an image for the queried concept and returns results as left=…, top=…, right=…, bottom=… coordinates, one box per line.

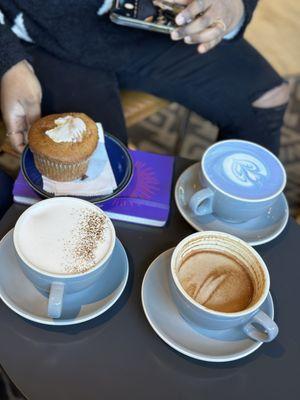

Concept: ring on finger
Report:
left=6, top=130, right=25, bottom=137
left=214, top=18, right=227, bottom=33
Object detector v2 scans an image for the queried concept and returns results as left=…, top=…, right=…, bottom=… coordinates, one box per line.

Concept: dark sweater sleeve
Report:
left=0, top=23, right=28, bottom=77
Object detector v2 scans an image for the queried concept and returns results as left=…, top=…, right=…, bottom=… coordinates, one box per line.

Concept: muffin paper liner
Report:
left=33, top=153, right=89, bottom=182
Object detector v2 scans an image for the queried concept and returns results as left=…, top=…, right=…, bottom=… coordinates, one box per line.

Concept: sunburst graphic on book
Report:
left=101, top=150, right=174, bottom=226
left=111, top=160, right=160, bottom=207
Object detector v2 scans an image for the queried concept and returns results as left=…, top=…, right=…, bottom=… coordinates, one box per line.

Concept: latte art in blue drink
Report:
left=203, top=141, right=285, bottom=200
left=222, top=153, right=267, bottom=187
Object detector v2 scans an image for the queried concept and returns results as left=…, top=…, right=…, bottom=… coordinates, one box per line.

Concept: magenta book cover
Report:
left=13, top=149, right=175, bottom=226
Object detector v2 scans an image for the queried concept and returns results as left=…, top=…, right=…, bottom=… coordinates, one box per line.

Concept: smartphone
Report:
left=110, top=0, right=184, bottom=34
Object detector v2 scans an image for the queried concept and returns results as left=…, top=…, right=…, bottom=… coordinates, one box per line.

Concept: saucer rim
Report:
left=141, top=247, right=274, bottom=363
left=174, top=162, right=289, bottom=246
left=0, top=229, right=129, bottom=326
left=21, top=132, right=133, bottom=204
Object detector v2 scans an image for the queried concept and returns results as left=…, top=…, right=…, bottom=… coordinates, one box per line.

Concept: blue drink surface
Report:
left=203, top=141, right=285, bottom=200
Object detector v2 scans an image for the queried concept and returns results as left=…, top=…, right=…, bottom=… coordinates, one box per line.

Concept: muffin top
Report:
left=29, top=113, right=98, bottom=163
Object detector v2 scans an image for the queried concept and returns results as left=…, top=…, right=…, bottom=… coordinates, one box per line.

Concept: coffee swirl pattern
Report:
left=223, top=153, right=267, bottom=187
left=203, top=141, right=285, bottom=199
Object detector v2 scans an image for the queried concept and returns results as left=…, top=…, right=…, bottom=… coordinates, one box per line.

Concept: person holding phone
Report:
left=0, top=0, right=289, bottom=156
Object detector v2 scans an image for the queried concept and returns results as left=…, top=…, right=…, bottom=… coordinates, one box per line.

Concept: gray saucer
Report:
left=142, top=248, right=274, bottom=362
left=175, top=162, right=289, bottom=246
left=0, top=230, right=129, bottom=325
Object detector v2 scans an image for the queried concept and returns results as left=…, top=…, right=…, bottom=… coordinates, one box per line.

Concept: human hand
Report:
left=170, top=0, right=244, bottom=53
left=1, top=60, right=42, bottom=153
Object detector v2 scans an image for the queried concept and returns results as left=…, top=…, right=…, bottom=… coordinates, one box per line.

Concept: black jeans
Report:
left=28, top=35, right=286, bottom=155
left=0, top=170, right=13, bottom=220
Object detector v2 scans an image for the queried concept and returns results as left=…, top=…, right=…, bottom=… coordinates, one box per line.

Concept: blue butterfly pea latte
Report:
left=203, top=141, right=285, bottom=200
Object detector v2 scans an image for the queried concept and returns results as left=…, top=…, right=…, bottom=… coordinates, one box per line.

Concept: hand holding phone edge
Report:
left=110, top=0, right=245, bottom=51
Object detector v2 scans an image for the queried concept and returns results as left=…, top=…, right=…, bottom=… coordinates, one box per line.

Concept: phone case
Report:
left=110, top=0, right=182, bottom=34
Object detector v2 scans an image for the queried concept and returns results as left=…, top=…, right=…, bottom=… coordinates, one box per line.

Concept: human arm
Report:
left=0, top=19, right=41, bottom=153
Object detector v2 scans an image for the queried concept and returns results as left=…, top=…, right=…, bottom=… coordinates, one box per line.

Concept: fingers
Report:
left=175, top=0, right=212, bottom=26
left=1, top=59, right=42, bottom=153
left=184, top=23, right=225, bottom=44
left=3, top=98, right=40, bottom=153
left=198, top=35, right=223, bottom=53
left=166, top=0, right=192, bottom=6
left=154, top=0, right=190, bottom=6
left=6, top=106, right=40, bottom=153
left=25, top=101, right=41, bottom=140
left=24, top=102, right=41, bottom=144
left=2, top=101, right=27, bottom=153
left=172, top=11, right=213, bottom=39
left=170, top=0, right=226, bottom=54
left=7, top=131, right=26, bottom=153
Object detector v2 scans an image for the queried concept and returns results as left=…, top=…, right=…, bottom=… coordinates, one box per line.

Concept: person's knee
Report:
left=252, top=82, right=290, bottom=109
left=222, top=83, right=290, bottom=155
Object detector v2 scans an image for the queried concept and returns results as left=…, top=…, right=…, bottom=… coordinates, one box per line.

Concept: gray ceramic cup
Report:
left=170, top=231, right=278, bottom=343
left=189, top=140, right=286, bottom=223
left=13, top=198, right=116, bottom=319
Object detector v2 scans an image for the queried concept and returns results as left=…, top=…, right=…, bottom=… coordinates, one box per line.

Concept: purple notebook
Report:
left=13, top=150, right=174, bottom=227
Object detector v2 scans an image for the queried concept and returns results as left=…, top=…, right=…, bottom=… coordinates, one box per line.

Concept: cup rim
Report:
left=13, top=197, right=116, bottom=279
left=201, top=139, right=287, bottom=202
left=171, top=231, right=270, bottom=317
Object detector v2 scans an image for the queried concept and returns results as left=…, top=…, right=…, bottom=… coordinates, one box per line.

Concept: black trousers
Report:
left=0, top=170, right=13, bottom=220
left=28, top=35, right=286, bottom=155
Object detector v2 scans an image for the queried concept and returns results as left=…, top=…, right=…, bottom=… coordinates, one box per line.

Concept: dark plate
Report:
left=21, top=133, right=133, bottom=204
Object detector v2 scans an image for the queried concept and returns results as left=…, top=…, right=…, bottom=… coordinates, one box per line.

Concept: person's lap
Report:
left=28, top=34, right=286, bottom=153
left=117, top=36, right=286, bottom=154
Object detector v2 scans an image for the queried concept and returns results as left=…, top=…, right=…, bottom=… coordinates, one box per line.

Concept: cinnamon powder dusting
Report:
left=63, top=208, right=107, bottom=274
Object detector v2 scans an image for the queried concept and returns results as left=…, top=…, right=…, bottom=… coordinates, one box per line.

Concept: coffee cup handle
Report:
left=189, top=188, right=214, bottom=216
left=48, top=282, right=65, bottom=319
left=243, top=310, right=279, bottom=343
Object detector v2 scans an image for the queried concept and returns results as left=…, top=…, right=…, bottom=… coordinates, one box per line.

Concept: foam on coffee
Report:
left=14, top=199, right=114, bottom=275
left=177, top=250, right=254, bottom=313
left=203, top=140, right=286, bottom=200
